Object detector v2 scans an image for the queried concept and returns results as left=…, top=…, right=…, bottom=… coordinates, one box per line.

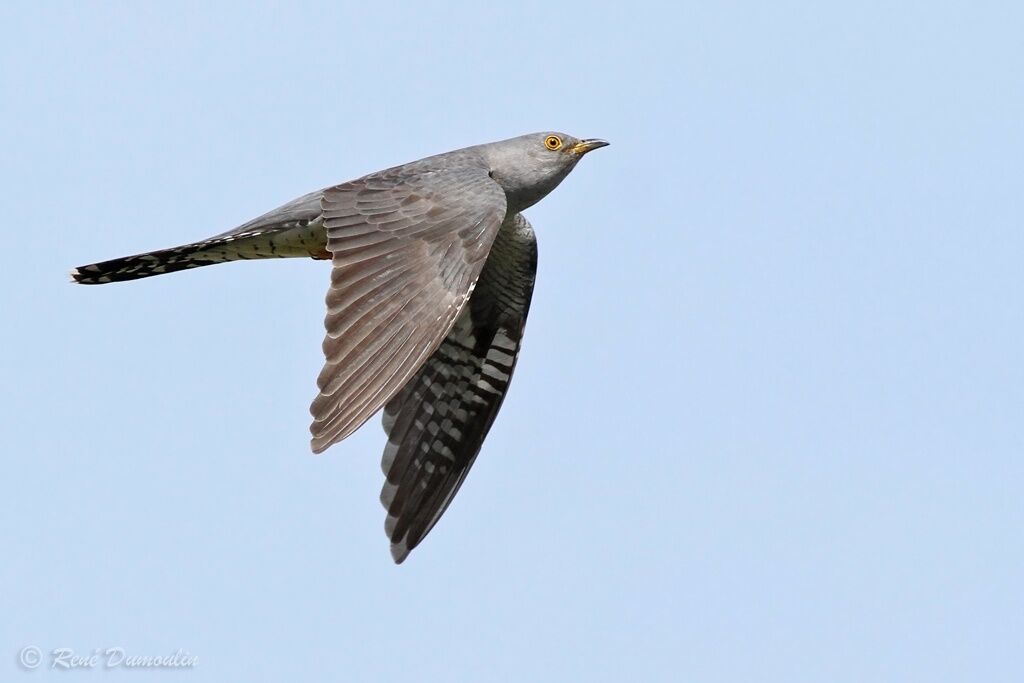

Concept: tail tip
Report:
left=69, top=265, right=112, bottom=285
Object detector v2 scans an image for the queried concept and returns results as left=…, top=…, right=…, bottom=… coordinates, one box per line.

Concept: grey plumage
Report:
left=71, top=132, right=608, bottom=562
left=309, top=154, right=509, bottom=451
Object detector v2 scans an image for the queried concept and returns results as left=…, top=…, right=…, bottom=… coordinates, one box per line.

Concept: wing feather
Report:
left=309, top=160, right=506, bottom=453
left=379, top=215, right=538, bottom=562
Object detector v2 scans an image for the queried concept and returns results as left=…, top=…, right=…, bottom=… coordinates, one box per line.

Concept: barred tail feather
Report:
left=70, top=241, right=234, bottom=284
left=71, top=221, right=330, bottom=285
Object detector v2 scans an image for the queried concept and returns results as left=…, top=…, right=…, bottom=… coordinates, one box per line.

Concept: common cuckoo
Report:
left=72, top=132, right=608, bottom=562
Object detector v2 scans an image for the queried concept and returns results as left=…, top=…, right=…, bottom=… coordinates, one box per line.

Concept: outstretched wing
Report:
left=379, top=215, right=538, bottom=562
left=309, top=159, right=507, bottom=453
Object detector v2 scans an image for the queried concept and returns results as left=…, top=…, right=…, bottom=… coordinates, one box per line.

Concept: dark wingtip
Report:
left=390, top=543, right=410, bottom=564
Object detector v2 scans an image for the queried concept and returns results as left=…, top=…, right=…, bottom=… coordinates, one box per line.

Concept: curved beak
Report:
left=570, top=138, right=610, bottom=156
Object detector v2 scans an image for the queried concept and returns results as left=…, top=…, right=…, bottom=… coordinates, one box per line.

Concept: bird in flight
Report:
left=72, top=132, right=609, bottom=562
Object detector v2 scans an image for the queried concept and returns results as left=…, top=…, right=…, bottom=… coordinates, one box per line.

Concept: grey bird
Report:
left=72, top=132, right=609, bottom=562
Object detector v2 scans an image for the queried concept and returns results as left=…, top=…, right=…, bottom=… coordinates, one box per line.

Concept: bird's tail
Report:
left=71, top=224, right=329, bottom=285
left=71, top=237, right=243, bottom=284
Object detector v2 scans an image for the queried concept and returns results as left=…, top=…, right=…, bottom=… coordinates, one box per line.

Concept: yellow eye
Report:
left=544, top=135, right=563, bottom=151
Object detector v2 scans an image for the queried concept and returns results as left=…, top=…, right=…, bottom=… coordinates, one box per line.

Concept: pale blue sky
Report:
left=2, top=2, right=1022, bottom=681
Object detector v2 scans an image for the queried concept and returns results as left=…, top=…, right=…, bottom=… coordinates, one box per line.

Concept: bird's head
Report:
left=482, top=132, right=609, bottom=213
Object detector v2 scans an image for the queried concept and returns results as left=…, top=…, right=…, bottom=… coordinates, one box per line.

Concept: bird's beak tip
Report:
left=571, top=138, right=610, bottom=156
